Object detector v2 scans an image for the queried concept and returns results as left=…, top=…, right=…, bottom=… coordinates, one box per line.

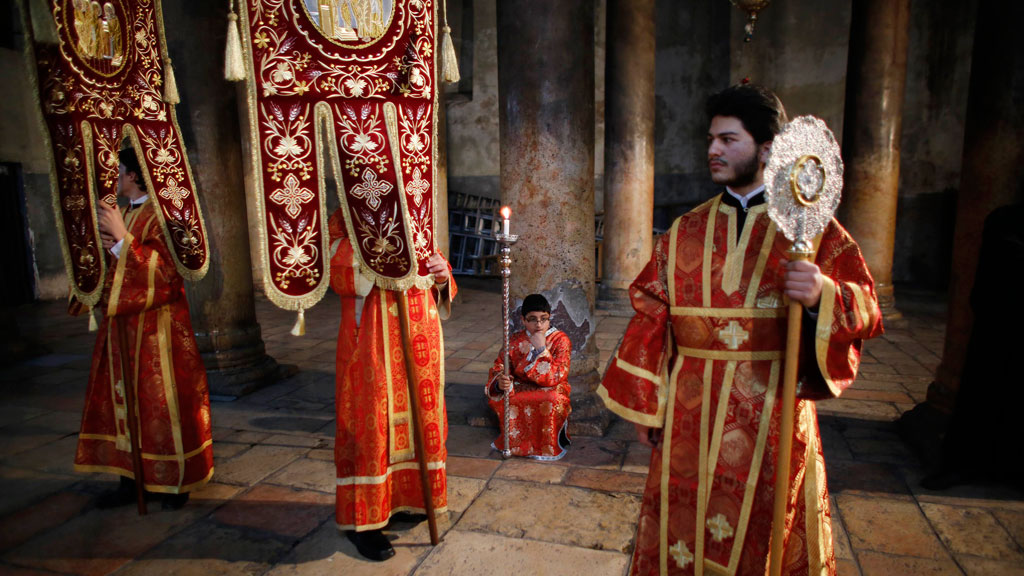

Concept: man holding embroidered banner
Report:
left=73, top=148, right=213, bottom=510
left=598, top=84, right=883, bottom=575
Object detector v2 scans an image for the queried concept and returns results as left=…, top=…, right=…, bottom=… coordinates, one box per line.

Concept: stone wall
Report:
left=0, top=18, right=67, bottom=300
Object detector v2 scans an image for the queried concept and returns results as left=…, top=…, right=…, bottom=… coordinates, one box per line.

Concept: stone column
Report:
left=163, top=2, right=286, bottom=398
left=837, top=0, right=911, bottom=318
left=497, top=1, right=606, bottom=434
left=598, top=0, right=655, bottom=307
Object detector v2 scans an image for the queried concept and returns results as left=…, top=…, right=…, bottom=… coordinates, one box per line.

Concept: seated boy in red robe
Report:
left=486, top=294, right=572, bottom=460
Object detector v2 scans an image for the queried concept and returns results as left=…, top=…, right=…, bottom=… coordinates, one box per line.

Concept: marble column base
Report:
left=596, top=285, right=634, bottom=316
left=567, top=369, right=612, bottom=437
left=195, top=325, right=295, bottom=400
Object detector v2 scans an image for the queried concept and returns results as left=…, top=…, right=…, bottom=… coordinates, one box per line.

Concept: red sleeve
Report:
left=807, top=219, right=885, bottom=398
left=597, top=231, right=673, bottom=427
left=107, top=207, right=184, bottom=318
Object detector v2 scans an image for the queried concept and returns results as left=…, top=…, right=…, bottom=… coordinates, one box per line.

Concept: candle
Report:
left=500, top=206, right=511, bottom=236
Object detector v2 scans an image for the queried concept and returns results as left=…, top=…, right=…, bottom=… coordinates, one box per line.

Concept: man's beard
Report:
left=711, top=151, right=760, bottom=188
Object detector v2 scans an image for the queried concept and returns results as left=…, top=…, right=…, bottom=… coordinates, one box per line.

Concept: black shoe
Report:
left=96, top=477, right=137, bottom=509
left=389, top=511, right=428, bottom=525
left=162, top=492, right=190, bottom=510
left=346, top=529, right=395, bottom=561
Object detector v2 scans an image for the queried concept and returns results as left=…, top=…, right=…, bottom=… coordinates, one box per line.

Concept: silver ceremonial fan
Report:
left=764, top=115, right=843, bottom=254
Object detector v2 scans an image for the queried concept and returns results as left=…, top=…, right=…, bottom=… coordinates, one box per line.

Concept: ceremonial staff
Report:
left=396, top=291, right=441, bottom=545
left=763, top=116, right=843, bottom=576
left=104, top=195, right=147, bottom=516
left=496, top=206, right=518, bottom=459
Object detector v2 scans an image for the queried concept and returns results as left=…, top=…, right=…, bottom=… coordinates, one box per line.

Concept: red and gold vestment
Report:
left=74, top=200, right=213, bottom=493
left=329, top=210, right=456, bottom=531
left=598, top=195, right=883, bottom=575
left=487, top=328, right=572, bottom=460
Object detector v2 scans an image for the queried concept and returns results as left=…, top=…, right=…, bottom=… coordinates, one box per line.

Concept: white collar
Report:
left=128, top=195, right=149, bottom=208
left=724, top=185, right=765, bottom=209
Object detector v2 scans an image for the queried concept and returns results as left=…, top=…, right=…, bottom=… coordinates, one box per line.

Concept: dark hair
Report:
left=119, top=147, right=147, bottom=191
left=521, top=294, right=551, bottom=317
left=706, top=84, right=787, bottom=145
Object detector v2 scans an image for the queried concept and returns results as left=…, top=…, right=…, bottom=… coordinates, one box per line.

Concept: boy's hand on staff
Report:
left=497, top=373, right=513, bottom=393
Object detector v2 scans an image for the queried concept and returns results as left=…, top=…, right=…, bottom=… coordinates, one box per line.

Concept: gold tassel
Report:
left=225, top=1, right=246, bottom=81
left=290, top=308, right=306, bottom=336
left=28, top=0, right=59, bottom=45
left=88, top=307, right=98, bottom=332
left=439, top=0, right=460, bottom=84
left=163, top=57, right=180, bottom=104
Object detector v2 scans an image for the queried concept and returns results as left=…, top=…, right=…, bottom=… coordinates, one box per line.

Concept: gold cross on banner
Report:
left=718, top=320, right=749, bottom=350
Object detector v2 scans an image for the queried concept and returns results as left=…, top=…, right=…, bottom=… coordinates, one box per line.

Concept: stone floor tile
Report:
left=262, top=434, right=326, bottom=449
left=561, top=437, right=627, bottom=470
left=826, top=460, right=909, bottom=497
left=0, top=467, right=80, bottom=517
left=213, top=484, right=332, bottom=539
left=189, top=482, right=244, bottom=505
left=2, top=493, right=223, bottom=576
left=493, top=459, right=568, bottom=484
left=0, top=406, right=48, bottom=430
left=213, top=442, right=251, bottom=464
left=113, top=520, right=292, bottom=576
left=446, top=425, right=501, bottom=459
left=957, top=556, right=1024, bottom=576
left=306, top=449, right=333, bottom=462
left=564, top=468, right=646, bottom=495
left=846, top=437, right=916, bottom=463
left=214, top=445, right=306, bottom=487
left=0, top=429, right=67, bottom=460
left=264, top=457, right=336, bottom=494
left=451, top=348, right=483, bottom=360
left=447, top=476, right=487, bottom=514
left=216, top=430, right=271, bottom=445
left=462, top=340, right=493, bottom=351
left=444, top=356, right=472, bottom=371
left=457, top=479, right=641, bottom=552
left=840, top=389, right=915, bottom=403
left=856, top=551, right=961, bottom=576
left=413, top=530, right=630, bottom=575
left=919, top=503, right=1024, bottom=562
left=0, top=491, right=91, bottom=551
left=832, top=502, right=855, bottom=560
left=816, top=399, right=901, bottom=421
left=836, top=557, right=861, bottom=576
left=263, top=520, right=430, bottom=576
left=992, top=509, right=1024, bottom=549
left=0, top=435, right=79, bottom=475
left=838, top=493, right=946, bottom=557
left=461, top=361, right=492, bottom=373
left=446, top=455, right=500, bottom=479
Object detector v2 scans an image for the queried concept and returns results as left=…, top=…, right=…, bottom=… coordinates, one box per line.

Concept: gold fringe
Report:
left=88, top=306, right=98, bottom=332
left=28, top=0, right=59, bottom=45
left=290, top=308, right=305, bottom=336
left=439, top=0, right=459, bottom=84
left=224, top=2, right=246, bottom=82
left=162, top=57, right=180, bottom=104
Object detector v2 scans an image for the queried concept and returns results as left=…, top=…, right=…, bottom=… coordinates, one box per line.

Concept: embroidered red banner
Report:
left=239, top=0, right=439, bottom=311
left=20, top=0, right=209, bottom=305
